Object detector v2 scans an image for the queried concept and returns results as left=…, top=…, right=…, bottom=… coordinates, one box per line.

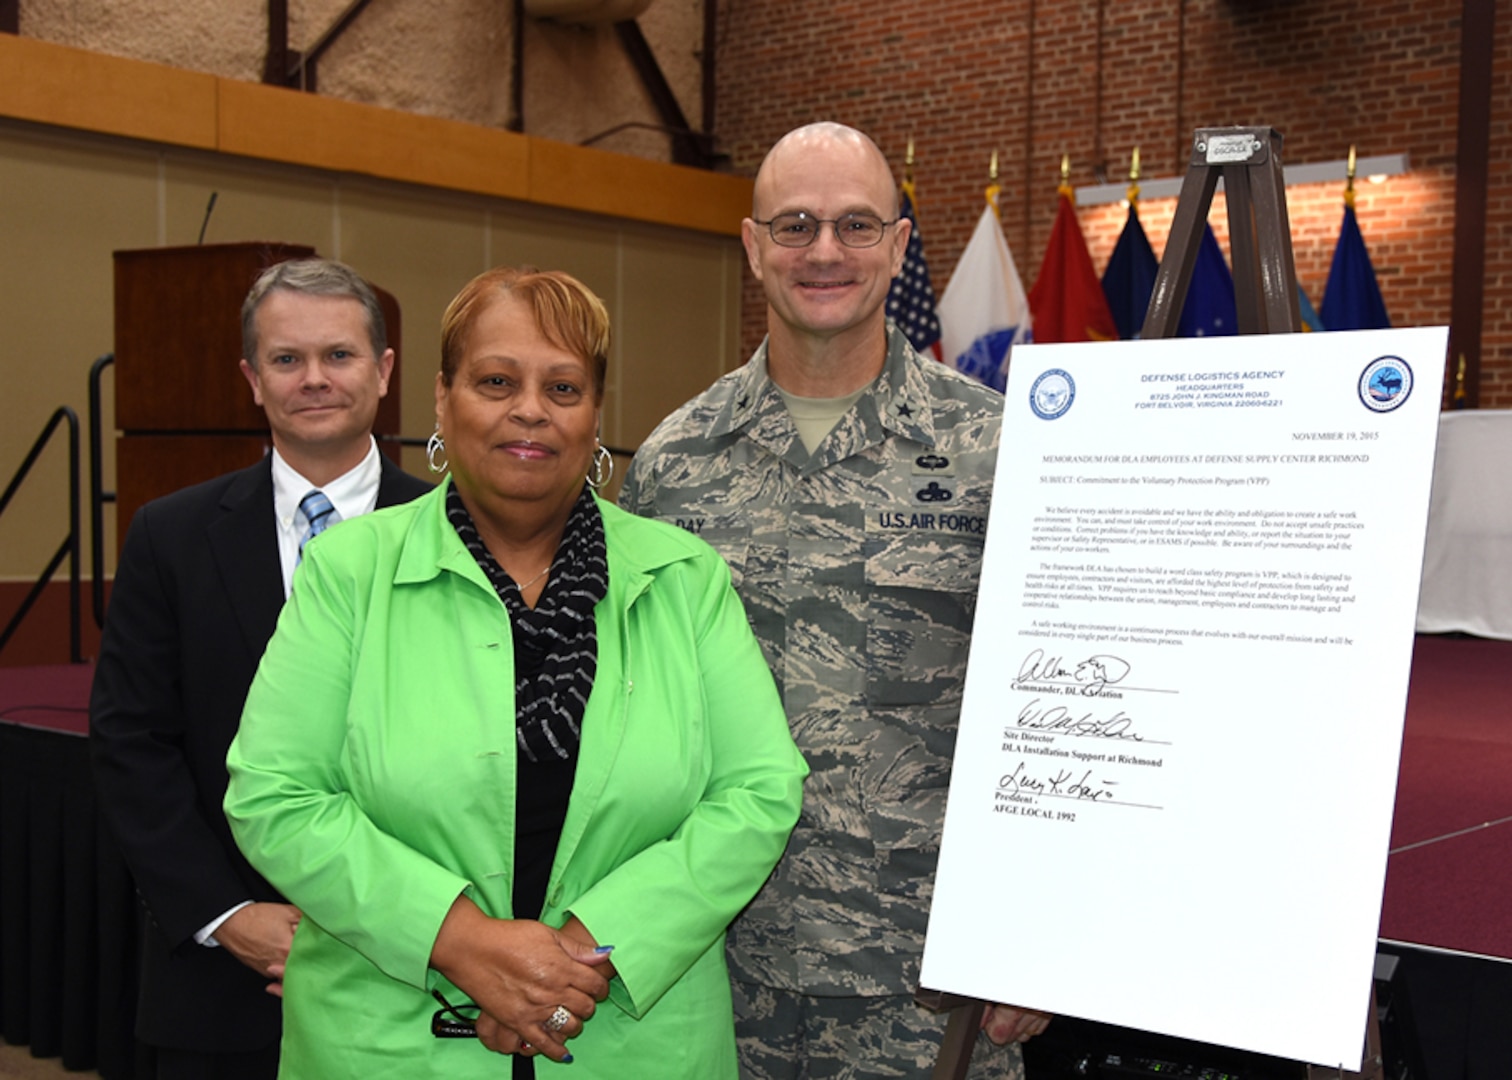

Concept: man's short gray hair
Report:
left=241, top=257, right=387, bottom=364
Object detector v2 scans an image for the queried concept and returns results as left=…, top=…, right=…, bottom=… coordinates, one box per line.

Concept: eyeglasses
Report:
left=431, top=989, right=480, bottom=1038
left=753, top=211, right=899, bottom=249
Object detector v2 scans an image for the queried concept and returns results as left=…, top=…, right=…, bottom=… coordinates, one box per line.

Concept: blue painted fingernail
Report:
left=562, top=1053, right=574, bottom=1063
left=594, top=945, right=615, bottom=954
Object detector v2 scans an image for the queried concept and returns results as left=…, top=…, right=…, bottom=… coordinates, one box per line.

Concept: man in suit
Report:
left=90, top=258, right=432, bottom=1080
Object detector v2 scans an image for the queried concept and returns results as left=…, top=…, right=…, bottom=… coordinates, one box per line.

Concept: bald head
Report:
left=753, top=122, right=900, bottom=220
left=740, top=121, right=910, bottom=388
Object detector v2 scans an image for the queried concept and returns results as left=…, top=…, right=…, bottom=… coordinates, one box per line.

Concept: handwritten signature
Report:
left=998, top=760, right=1116, bottom=802
left=1015, top=699, right=1143, bottom=741
left=1015, top=648, right=1132, bottom=693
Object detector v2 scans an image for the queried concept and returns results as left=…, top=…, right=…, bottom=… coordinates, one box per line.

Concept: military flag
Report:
left=1101, top=208, right=1159, bottom=339
left=1028, top=164, right=1117, bottom=343
left=1297, top=283, right=1324, bottom=332
left=1177, top=223, right=1238, bottom=338
left=1320, top=167, right=1390, bottom=331
left=1100, top=152, right=1160, bottom=339
left=938, top=180, right=1032, bottom=393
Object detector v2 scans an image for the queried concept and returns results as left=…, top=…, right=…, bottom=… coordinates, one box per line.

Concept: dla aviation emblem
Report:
left=1358, top=355, right=1413, bottom=413
left=1030, top=368, right=1076, bottom=420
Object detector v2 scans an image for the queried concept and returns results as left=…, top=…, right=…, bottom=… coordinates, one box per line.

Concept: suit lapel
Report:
left=376, top=454, right=429, bottom=508
left=205, top=455, right=425, bottom=657
left=208, top=459, right=285, bottom=657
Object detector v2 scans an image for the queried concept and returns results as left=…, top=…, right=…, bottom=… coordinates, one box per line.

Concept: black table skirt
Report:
left=0, top=720, right=152, bottom=1078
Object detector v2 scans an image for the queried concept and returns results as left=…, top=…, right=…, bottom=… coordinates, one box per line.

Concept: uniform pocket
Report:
left=862, top=525, right=984, bottom=706
left=657, top=514, right=751, bottom=589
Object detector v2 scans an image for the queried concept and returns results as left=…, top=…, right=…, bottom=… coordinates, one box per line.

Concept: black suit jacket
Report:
left=89, top=453, right=431, bottom=1053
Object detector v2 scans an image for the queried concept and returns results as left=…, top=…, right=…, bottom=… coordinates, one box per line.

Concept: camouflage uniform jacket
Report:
left=620, top=323, right=1003, bottom=997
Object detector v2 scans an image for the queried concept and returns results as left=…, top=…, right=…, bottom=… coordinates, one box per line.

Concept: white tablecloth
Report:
left=1416, top=409, right=1512, bottom=640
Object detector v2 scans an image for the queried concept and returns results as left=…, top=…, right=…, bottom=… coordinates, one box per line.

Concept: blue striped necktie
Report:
left=297, top=489, right=339, bottom=562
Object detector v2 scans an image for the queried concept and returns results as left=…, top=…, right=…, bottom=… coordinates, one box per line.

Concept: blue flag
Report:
left=1320, top=205, right=1390, bottom=331
left=1177, top=224, right=1237, bottom=338
left=1297, top=283, right=1324, bottom=331
left=886, top=184, right=943, bottom=357
left=1100, top=203, right=1159, bottom=339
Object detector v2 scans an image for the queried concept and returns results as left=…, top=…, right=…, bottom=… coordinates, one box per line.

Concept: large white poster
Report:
left=921, top=328, right=1448, bottom=1070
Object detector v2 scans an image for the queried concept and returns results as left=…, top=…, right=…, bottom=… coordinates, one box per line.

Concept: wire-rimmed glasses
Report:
left=752, top=211, right=899, bottom=249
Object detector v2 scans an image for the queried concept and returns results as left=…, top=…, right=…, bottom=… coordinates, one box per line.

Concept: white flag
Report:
left=937, top=206, right=1032, bottom=392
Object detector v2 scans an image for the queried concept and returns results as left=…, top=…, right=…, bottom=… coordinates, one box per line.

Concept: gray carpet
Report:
left=0, top=1041, right=98, bottom=1079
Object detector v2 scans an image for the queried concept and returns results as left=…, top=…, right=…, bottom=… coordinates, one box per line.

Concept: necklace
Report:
left=514, top=563, right=552, bottom=590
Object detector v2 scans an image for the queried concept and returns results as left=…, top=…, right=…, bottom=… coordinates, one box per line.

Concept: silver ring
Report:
left=544, top=1005, right=572, bottom=1032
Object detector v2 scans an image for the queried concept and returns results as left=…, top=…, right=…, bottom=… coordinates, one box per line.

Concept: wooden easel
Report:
left=1143, top=126, right=1301, bottom=338
left=922, top=127, right=1386, bottom=1080
left=915, top=988, right=985, bottom=1080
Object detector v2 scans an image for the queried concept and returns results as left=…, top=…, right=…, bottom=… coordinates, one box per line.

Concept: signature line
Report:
left=1017, top=681, right=1179, bottom=695
left=1027, top=792, right=1164, bottom=811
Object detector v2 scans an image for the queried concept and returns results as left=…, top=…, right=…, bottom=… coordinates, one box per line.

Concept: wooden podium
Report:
left=111, top=243, right=404, bottom=541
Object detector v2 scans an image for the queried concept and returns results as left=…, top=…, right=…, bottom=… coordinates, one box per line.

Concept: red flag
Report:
left=1028, top=186, right=1118, bottom=343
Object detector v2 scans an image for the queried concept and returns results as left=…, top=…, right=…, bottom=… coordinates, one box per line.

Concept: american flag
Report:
left=886, top=182, right=943, bottom=359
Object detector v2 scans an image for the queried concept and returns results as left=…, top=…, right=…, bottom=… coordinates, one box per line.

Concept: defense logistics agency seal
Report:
left=1029, top=368, right=1076, bottom=420
left=1358, top=356, right=1413, bottom=413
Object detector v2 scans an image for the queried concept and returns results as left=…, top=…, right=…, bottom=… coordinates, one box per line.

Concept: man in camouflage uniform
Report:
left=621, top=122, right=1049, bottom=1078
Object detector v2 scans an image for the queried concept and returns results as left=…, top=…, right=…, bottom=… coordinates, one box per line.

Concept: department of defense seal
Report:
left=1029, top=368, right=1076, bottom=420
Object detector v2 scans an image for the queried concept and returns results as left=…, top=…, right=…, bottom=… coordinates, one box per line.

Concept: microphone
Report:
left=197, top=191, right=219, bottom=245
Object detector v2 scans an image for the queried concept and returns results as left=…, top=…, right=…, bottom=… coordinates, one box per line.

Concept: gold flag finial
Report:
left=1058, top=154, right=1072, bottom=198
left=1455, top=354, right=1468, bottom=404
left=986, top=152, right=1001, bottom=220
left=1345, top=145, right=1358, bottom=209
left=904, top=138, right=916, bottom=186
left=1127, top=147, right=1142, bottom=207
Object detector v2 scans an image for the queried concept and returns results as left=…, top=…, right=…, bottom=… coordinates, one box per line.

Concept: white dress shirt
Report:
left=271, top=438, right=383, bottom=599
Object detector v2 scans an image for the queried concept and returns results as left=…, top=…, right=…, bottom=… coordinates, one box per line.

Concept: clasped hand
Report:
left=431, top=896, right=612, bottom=1062
left=215, top=902, right=301, bottom=997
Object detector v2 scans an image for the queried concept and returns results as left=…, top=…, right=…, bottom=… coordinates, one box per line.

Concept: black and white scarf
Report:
left=445, top=482, right=608, bottom=762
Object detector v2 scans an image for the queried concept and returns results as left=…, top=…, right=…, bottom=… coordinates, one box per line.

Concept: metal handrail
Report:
left=89, top=353, right=116, bottom=628
left=0, top=405, right=82, bottom=662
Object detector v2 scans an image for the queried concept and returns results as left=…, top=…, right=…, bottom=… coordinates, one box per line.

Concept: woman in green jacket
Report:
left=225, top=267, right=806, bottom=1079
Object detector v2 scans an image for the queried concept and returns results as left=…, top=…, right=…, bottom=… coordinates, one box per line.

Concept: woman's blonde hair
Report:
left=439, top=267, right=609, bottom=398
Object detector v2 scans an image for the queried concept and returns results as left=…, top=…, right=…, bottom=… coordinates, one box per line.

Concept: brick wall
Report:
left=715, top=0, right=1510, bottom=407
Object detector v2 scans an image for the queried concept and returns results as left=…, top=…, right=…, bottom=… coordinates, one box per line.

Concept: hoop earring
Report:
left=586, top=441, right=614, bottom=490
left=426, top=427, right=448, bottom=475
